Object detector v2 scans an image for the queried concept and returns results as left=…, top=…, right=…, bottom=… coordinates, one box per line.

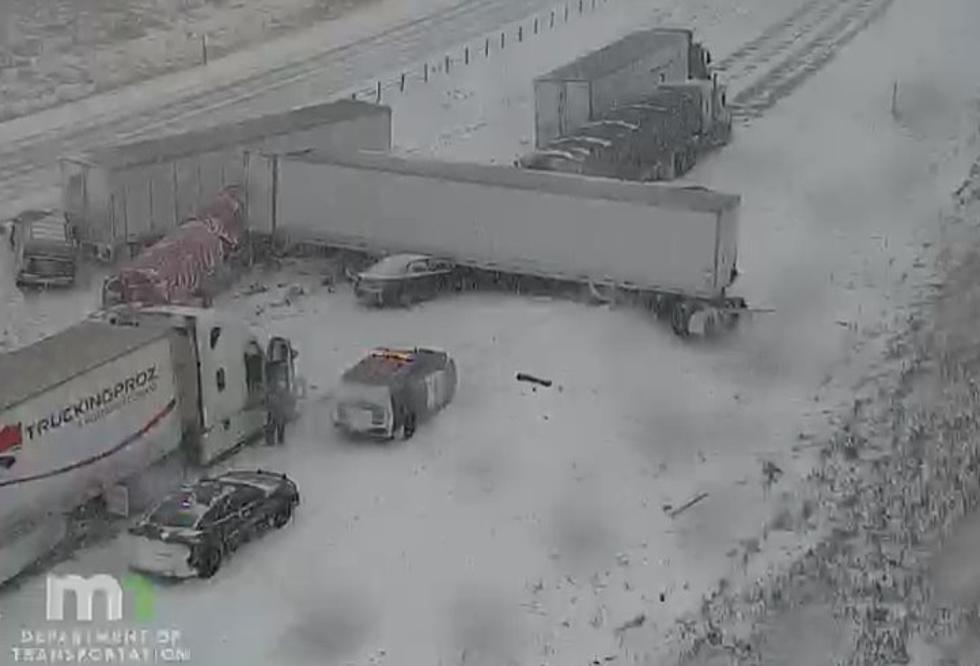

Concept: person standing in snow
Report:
left=265, top=372, right=292, bottom=445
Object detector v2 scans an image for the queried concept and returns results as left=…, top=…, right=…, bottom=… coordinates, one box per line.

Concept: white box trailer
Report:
left=0, top=306, right=299, bottom=583
left=60, top=100, right=391, bottom=261
left=247, top=150, right=745, bottom=336
left=534, top=28, right=711, bottom=148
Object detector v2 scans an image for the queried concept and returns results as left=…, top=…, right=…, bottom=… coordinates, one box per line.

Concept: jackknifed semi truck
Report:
left=0, top=306, right=298, bottom=584
left=245, top=149, right=748, bottom=338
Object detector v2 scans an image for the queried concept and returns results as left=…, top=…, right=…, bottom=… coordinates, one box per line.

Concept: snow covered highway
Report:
left=2, top=0, right=980, bottom=660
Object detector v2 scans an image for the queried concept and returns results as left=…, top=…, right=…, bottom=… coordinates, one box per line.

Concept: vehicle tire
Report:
left=398, top=290, right=412, bottom=308
left=670, top=301, right=693, bottom=338
left=196, top=544, right=223, bottom=579
left=272, top=503, right=294, bottom=529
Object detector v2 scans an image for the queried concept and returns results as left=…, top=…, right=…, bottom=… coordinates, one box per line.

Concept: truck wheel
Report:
left=196, top=544, right=223, bottom=579
left=670, top=301, right=693, bottom=338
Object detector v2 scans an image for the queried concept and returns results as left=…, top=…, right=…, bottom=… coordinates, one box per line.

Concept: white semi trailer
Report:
left=0, top=306, right=298, bottom=584
left=60, top=100, right=391, bottom=262
left=245, top=150, right=747, bottom=337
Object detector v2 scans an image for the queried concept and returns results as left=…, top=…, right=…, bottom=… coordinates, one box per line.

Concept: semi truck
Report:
left=60, top=100, right=391, bottom=262
left=245, top=150, right=747, bottom=338
left=533, top=28, right=714, bottom=148
left=519, top=80, right=731, bottom=181
left=0, top=305, right=298, bottom=584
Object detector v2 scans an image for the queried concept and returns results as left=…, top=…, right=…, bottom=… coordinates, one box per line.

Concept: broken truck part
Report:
left=245, top=149, right=749, bottom=338
left=0, top=305, right=299, bottom=585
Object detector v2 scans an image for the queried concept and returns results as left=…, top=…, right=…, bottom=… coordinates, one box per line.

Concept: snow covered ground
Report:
left=0, top=0, right=374, bottom=121
left=0, top=270, right=822, bottom=665
left=2, top=0, right=978, bottom=663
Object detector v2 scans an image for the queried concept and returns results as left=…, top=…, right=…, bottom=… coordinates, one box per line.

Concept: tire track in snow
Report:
left=711, top=0, right=848, bottom=83
left=0, top=0, right=568, bottom=206
left=724, top=0, right=897, bottom=121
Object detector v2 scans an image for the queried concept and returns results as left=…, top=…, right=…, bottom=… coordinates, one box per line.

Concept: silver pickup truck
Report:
left=9, top=210, right=78, bottom=288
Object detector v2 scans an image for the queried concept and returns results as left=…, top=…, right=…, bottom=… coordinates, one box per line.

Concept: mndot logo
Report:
left=45, top=573, right=157, bottom=623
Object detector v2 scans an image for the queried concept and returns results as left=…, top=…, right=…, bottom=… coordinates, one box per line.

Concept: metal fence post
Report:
left=550, top=10, right=555, bottom=28
left=485, top=37, right=490, bottom=56
left=518, top=25, right=523, bottom=42
left=464, top=47, right=469, bottom=64
left=579, top=0, right=583, bottom=14
left=400, top=73, right=406, bottom=91
left=564, top=5, right=569, bottom=21
left=376, top=80, right=381, bottom=103
left=445, top=54, right=450, bottom=72
left=423, top=62, right=428, bottom=82
left=534, top=18, right=538, bottom=34
left=500, top=32, right=505, bottom=48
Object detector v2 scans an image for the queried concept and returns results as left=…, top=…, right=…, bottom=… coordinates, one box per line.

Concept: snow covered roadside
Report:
left=0, top=0, right=377, bottom=121
left=650, top=0, right=980, bottom=659
left=368, top=0, right=980, bottom=660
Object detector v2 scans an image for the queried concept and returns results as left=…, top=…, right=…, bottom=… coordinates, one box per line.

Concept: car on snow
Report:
left=9, top=209, right=77, bottom=288
left=127, top=470, right=300, bottom=579
left=353, top=253, right=457, bottom=307
left=333, top=347, right=457, bottom=440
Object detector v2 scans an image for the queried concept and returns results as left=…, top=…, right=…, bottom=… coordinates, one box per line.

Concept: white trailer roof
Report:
left=67, top=100, right=390, bottom=171
left=0, top=320, right=171, bottom=412
left=288, top=150, right=740, bottom=213
left=538, top=28, right=692, bottom=82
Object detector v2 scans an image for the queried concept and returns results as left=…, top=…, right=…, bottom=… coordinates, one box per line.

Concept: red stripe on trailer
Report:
left=0, top=398, right=178, bottom=488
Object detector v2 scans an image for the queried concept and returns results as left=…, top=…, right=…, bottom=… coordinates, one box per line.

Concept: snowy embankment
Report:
left=0, top=0, right=377, bottom=121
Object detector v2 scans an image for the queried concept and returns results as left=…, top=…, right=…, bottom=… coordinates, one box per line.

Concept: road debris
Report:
left=516, top=372, right=553, bottom=387
left=666, top=492, right=710, bottom=519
